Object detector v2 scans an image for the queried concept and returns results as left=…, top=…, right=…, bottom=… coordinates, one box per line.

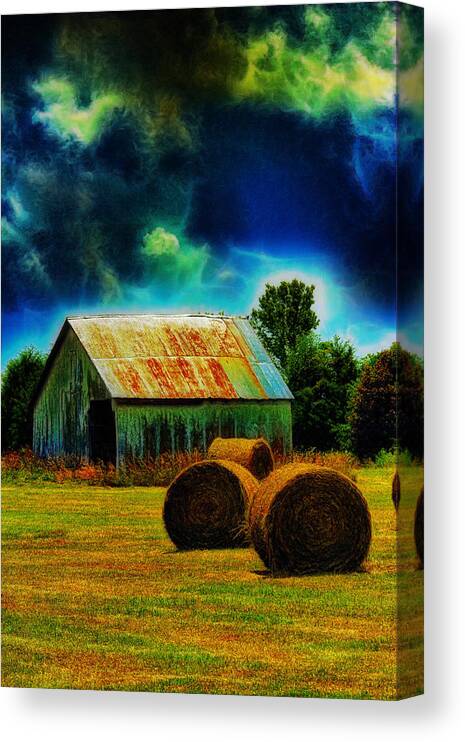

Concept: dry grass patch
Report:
left=2, top=466, right=423, bottom=699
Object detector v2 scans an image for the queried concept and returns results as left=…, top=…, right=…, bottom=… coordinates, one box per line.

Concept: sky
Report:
left=1, top=3, right=424, bottom=364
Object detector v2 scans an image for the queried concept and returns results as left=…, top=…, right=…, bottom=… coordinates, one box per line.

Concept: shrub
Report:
left=371, top=449, right=414, bottom=468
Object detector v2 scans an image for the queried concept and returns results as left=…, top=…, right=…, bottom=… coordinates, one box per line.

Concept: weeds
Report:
left=275, top=450, right=359, bottom=481
left=2, top=446, right=417, bottom=488
left=1, top=448, right=203, bottom=487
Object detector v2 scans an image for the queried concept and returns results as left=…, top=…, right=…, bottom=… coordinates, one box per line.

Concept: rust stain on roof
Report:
left=64, top=314, right=293, bottom=401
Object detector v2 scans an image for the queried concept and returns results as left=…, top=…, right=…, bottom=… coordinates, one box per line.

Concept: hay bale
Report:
left=414, top=487, right=424, bottom=567
left=208, top=437, right=274, bottom=480
left=392, top=471, right=401, bottom=511
left=249, top=464, right=372, bottom=575
left=163, top=460, right=258, bottom=550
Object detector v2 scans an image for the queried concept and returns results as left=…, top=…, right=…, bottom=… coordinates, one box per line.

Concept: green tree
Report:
left=349, top=343, right=423, bottom=460
left=321, top=335, right=358, bottom=388
left=1, top=347, right=46, bottom=451
left=321, top=335, right=359, bottom=449
left=287, top=333, right=358, bottom=451
left=286, top=331, right=324, bottom=389
left=250, top=279, right=319, bottom=368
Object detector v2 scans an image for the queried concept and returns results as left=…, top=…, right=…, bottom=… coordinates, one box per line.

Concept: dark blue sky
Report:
left=1, top=4, right=424, bottom=363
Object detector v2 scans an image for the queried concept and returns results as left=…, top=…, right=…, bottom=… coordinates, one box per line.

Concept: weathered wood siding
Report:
left=33, top=328, right=109, bottom=458
left=33, top=325, right=292, bottom=462
left=115, top=400, right=292, bottom=462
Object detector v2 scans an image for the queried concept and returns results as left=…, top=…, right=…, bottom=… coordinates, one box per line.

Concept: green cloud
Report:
left=143, top=228, right=181, bottom=258
left=141, top=227, right=210, bottom=289
left=32, top=6, right=423, bottom=150
left=232, top=8, right=397, bottom=118
left=398, top=6, right=424, bottom=116
left=33, top=77, right=122, bottom=144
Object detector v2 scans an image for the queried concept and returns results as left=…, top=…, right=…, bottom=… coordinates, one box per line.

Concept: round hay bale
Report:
left=414, top=488, right=424, bottom=567
left=163, top=460, right=258, bottom=550
left=249, top=464, right=372, bottom=575
left=392, top=470, right=401, bottom=511
left=207, top=437, right=274, bottom=480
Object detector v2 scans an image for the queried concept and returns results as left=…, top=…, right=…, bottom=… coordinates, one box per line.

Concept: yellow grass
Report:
left=1, top=467, right=423, bottom=699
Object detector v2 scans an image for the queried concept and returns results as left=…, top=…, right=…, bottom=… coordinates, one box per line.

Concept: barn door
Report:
left=88, top=400, right=116, bottom=465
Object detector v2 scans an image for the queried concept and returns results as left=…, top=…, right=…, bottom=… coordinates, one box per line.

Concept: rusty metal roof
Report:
left=63, top=314, right=292, bottom=401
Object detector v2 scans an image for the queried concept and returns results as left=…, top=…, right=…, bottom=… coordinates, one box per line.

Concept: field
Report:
left=1, top=467, right=423, bottom=699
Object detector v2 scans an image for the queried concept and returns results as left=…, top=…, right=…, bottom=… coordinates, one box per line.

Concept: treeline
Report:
left=251, top=279, right=423, bottom=460
left=2, top=279, right=423, bottom=460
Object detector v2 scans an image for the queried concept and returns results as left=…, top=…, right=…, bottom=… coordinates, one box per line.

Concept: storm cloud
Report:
left=2, top=3, right=423, bottom=358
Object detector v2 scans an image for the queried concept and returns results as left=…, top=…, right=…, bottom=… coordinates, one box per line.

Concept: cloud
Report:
left=33, top=77, right=122, bottom=144
left=232, top=10, right=397, bottom=118
left=140, top=227, right=211, bottom=290
left=7, top=6, right=422, bottom=204
left=25, top=6, right=423, bottom=212
left=400, top=58, right=424, bottom=114
left=1, top=109, right=199, bottom=312
left=2, top=216, right=51, bottom=295
left=142, top=227, right=181, bottom=258
left=31, top=6, right=423, bottom=153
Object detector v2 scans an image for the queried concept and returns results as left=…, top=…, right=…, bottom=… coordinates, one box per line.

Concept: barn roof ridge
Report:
left=65, top=312, right=249, bottom=320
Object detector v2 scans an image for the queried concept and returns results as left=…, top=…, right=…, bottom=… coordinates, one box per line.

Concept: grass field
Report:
left=1, top=467, right=423, bottom=699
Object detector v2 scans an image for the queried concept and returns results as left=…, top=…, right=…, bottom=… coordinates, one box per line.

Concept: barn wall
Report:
left=33, top=329, right=109, bottom=458
left=115, top=400, right=292, bottom=461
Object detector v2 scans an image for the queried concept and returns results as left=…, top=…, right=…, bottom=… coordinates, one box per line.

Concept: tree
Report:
left=1, top=347, right=46, bottom=451
left=286, top=331, right=325, bottom=389
left=250, top=279, right=319, bottom=368
left=349, top=343, right=423, bottom=460
left=287, top=333, right=358, bottom=451
left=321, top=335, right=358, bottom=389
left=321, top=335, right=359, bottom=449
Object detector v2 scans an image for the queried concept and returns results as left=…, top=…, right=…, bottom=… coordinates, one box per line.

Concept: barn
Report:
left=32, top=314, right=293, bottom=465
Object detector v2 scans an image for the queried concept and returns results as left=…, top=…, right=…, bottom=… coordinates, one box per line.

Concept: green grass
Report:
left=1, top=467, right=423, bottom=699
